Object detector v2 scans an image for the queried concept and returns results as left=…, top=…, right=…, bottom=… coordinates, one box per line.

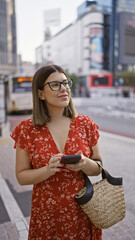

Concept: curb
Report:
left=0, top=173, right=29, bottom=240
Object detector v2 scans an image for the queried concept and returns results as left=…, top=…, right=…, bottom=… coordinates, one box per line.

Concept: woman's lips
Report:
left=58, top=95, right=68, bottom=98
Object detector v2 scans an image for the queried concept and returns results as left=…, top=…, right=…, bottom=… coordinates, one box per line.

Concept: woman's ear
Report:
left=38, top=90, right=45, bottom=100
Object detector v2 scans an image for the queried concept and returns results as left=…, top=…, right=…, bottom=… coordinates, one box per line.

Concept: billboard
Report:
left=89, top=26, right=103, bottom=69
left=44, top=8, right=61, bottom=28
left=119, top=12, right=135, bottom=64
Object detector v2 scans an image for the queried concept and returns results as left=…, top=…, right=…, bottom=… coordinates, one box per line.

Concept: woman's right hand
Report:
left=47, top=153, right=64, bottom=176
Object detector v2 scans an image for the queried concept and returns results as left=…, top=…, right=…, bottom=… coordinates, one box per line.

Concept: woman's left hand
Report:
left=66, top=150, right=86, bottom=172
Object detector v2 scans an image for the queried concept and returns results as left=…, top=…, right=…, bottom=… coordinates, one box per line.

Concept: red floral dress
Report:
left=11, top=114, right=102, bottom=240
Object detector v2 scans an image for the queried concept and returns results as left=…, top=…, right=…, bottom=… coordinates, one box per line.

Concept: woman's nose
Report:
left=60, top=83, right=66, bottom=91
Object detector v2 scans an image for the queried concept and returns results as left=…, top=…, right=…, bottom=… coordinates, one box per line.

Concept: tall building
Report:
left=36, top=0, right=135, bottom=88
left=0, top=0, right=17, bottom=74
left=96, top=0, right=135, bottom=78
left=118, top=0, right=135, bottom=13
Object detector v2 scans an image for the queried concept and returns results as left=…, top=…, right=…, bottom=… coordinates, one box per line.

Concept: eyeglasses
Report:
left=43, top=79, right=72, bottom=91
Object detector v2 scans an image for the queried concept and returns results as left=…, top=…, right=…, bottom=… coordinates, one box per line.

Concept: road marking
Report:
left=0, top=173, right=29, bottom=240
left=88, top=108, right=135, bottom=120
left=100, top=130, right=135, bottom=143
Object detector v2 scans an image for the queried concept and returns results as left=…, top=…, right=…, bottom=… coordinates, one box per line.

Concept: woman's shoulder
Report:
left=10, top=118, right=35, bottom=151
left=11, top=118, right=36, bottom=135
left=76, top=114, right=99, bottom=130
left=16, top=118, right=33, bottom=129
left=76, top=114, right=94, bottom=124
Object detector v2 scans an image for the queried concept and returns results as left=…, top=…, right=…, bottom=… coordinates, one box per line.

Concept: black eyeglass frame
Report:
left=42, top=79, right=73, bottom=91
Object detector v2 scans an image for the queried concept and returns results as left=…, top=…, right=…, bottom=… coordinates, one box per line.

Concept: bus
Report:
left=6, top=75, right=33, bottom=113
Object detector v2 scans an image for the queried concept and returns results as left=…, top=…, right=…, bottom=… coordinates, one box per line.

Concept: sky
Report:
left=15, top=0, right=84, bottom=63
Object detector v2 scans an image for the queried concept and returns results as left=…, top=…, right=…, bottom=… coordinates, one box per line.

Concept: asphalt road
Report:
left=73, top=97, right=135, bottom=138
left=75, top=105, right=135, bottom=138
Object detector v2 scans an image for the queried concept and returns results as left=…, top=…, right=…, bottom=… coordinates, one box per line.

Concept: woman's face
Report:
left=38, top=71, right=71, bottom=111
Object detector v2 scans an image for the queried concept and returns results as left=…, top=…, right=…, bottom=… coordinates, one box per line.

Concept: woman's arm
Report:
left=16, top=145, right=62, bottom=185
left=82, top=143, right=102, bottom=176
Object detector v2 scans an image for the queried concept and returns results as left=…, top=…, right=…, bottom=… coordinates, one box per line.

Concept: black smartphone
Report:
left=60, top=155, right=81, bottom=164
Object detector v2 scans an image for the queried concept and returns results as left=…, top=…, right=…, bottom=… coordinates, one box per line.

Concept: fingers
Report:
left=66, top=159, right=85, bottom=171
left=48, top=153, right=64, bottom=176
left=76, top=150, right=82, bottom=155
left=48, top=152, right=86, bottom=174
left=75, top=150, right=83, bottom=161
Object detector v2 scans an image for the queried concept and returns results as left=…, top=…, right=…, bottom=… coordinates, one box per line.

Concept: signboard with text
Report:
left=44, top=8, right=61, bottom=28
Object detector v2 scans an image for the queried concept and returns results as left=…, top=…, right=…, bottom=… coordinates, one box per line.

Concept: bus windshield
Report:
left=12, top=77, right=33, bottom=93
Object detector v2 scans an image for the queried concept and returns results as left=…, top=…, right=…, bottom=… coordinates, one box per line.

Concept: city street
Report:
left=1, top=0, right=135, bottom=238
left=7, top=96, right=135, bottom=139
left=73, top=97, right=135, bottom=138
left=0, top=97, right=135, bottom=239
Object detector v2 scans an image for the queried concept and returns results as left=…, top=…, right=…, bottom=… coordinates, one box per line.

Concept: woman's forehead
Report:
left=46, top=72, right=67, bottom=82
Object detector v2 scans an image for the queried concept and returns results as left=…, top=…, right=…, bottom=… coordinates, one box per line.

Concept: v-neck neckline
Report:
left=45, top=118, right=74, bottom=153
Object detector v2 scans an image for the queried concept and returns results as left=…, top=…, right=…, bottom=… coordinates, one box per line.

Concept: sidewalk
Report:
left=0, top=219, right=30, bottom=240
left=0, top=131, right=135, bottom=239
left=0, top=136, right=30, bottom=240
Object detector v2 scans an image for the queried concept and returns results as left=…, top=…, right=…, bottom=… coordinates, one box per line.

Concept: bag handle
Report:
left=94, top=160, right=123, bottom=186
left=75, top=161, right=123, bottom=205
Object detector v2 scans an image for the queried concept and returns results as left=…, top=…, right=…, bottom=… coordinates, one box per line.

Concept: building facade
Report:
left=35, top=0, right=135, bottom=87
left=0, top=0, right=17, bottom=75
left=41, top=9, right=108, bottom=77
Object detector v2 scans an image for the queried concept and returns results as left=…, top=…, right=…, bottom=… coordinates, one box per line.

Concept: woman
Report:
left=11, top=64, right=103, bottom=240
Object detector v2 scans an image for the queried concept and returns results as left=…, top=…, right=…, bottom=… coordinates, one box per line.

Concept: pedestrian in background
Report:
left=11, top=64, right=103, bottom=240
left=79, top=86, right=82, bottom=96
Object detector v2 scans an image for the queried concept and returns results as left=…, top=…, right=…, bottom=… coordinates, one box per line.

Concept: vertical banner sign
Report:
left=0, top=80, right=6, bottom=124
left=89, top=26, right=103, bottom=69
left=44, top=8, right=61, bottom=28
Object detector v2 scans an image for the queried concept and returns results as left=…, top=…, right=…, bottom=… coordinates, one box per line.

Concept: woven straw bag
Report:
left=75, top=162, right=126, bottom=229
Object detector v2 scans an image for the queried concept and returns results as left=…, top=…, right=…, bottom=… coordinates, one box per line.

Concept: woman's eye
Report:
left=52, top=83, right=59, bottom=87
left=64, top=81, right=68, bottom=85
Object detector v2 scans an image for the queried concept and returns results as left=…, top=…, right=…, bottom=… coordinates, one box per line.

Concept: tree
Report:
left=116, top=71, right=135, bottom=86
left=68, top=73, right=78, bottom=96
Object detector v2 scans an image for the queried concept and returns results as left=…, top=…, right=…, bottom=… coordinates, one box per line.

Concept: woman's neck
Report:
left=49, top=108, right=65, bottom=121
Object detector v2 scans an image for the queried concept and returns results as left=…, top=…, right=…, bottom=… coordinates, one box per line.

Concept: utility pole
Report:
left=112, top=0, right=118, bottom=85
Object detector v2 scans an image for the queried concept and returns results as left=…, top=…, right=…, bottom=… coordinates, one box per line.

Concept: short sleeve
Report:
left=10, top=120, right=34, bottom=152
left=85, top=116, right=99, bottom=156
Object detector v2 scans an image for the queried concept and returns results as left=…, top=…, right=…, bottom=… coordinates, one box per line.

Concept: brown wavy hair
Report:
left=32, top=64, right=77, bottom=125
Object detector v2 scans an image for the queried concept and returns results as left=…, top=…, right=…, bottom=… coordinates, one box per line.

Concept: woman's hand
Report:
left=65, top=150, right=86, bottom=172
left=47, top=153, right=64, bottom=176
left=67, top=144, right=102, bottom=176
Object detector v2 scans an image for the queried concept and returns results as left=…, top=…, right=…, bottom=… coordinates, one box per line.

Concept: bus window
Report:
left=12, top=77, right=32, bottom=93
left=93, top=77, right=109, bottom=85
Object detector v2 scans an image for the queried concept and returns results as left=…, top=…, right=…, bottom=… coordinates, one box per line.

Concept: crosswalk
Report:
left=86, top=107, right=135, bottom=120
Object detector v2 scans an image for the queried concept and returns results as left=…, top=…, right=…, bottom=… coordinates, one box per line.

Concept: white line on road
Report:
left=0, top=173, right=29, bottom=240
left=100, top=130, right=135, bottom=143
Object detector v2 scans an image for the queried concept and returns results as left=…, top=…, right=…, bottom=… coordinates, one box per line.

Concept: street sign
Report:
left=0, top=81, right=6, bottom=124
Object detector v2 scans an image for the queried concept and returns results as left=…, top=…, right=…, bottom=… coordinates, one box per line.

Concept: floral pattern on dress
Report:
left=10, top=114, right=102, bottom=240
